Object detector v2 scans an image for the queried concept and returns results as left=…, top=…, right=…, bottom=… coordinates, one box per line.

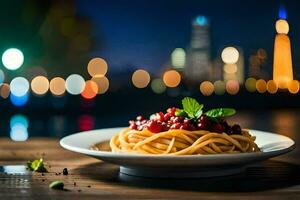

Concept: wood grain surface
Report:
left=0, top=138, right=300, bottom=200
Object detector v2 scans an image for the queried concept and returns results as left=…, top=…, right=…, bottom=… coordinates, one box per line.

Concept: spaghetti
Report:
left=110, top=128, right=260, bottom=155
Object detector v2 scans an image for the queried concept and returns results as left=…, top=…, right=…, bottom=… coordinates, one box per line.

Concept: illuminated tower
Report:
left=273, top=7, right=293, bottom=89
left=185, top=16, right=211, bottom=82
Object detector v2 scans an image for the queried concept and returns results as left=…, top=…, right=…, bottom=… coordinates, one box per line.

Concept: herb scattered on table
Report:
left=27, top=158, right=47, bottom=172
left=49, top=180, right=64, bottom=190
left=63, top=168, right=68, bottom=175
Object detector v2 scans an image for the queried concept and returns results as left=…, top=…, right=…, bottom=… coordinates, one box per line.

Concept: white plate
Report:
left=60, top=127, right=295, bottom=178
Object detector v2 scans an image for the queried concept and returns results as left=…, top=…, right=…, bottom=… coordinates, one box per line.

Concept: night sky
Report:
left=76, top=0, right=300, bottom=77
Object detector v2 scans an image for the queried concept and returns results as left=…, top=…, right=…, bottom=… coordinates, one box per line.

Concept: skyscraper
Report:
left=185, top=16, right=211, bottom=82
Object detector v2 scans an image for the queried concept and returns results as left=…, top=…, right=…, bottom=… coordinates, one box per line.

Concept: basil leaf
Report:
left=205, top=108, right=236, bottom=118
left=182, top=97, right=203, bottom=119
left=175, top=109, right=187, bottom=117
left=27, top=158, right=47, bottom=172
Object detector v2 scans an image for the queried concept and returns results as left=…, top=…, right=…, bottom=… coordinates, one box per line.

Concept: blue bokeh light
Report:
left=10, top=114, right=29, bottom=141
left=10, top=93, right=29, bottom=107
left=279, top=5, right=287, bottom=19
left=196, top=16, right=208, bottom=26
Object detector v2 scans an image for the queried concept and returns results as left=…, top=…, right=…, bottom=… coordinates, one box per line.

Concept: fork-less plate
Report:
left=60, top=127, right=295, bottom=178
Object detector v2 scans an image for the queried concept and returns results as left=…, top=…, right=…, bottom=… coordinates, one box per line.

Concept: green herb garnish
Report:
left=205, top=108, right=236, bottom=118
left=49, top=180, right=64, bottom=190
left=178, top=97, right=236, bottom=122
left=27, top=158, right=47, bottom=172
left=181, top=97, right=203, bottom=119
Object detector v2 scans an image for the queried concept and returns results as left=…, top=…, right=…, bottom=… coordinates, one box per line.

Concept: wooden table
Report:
left=0, top=137, right=299, bottom=200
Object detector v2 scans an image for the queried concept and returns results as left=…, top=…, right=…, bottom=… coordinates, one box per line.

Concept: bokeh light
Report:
left=221, top=47, right=239, bottom=64
left=10, top=114, right=29, bottom=141
left=87, top=57, right=108, bottom=77
left=10, top=114, right=29, bottom=129
left=132, top=69, right=151, bottom=88
left=0, top=69, right=5, bottom=84
left=50, top=77, right=66, bottom=96
left=171, top=48, right=186, bottom=68
left=213, top=80, right=225, bottom=95
left=81, top=80, right=98, bottom=99
left=200, top=81, right=214, bottom=96
left=276, top=19, right=289, bottom=34
left=91, top=75, right=109, bottom=94
left=31, top=76, right=49, bottom=95
left=223, top=64, right=237, bottom=74
left=163, top=70, right=181, bottom=88
left=10, top=77, right=29, bottom=97
left=2, top=48, right=24, bottom=70
left=10, top=93, right=29, bottom=107
left=256, top=79, right=267, bottom=93
left=226, top=80, right=239, bottom=95
left=245, top=78, right=257, bottom=92
left=78, top=115, right=95, bottom=131
left=151, top=78, right=166, bottom=94
left=0, top=83, right=10, bottom=99
left=66, top=74, right=85, bottom=95
left=288, top=80, right=299, bottom=94
left=267, top=80, right=278, bottom=94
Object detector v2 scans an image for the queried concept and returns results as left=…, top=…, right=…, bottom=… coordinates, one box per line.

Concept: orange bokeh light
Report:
left=87, top=58, right=108, bottom=77
left=0, top=83, right=10, bottom=99
left=50, top=77, right=66, bottom=96
left=132, top=69, right=151, bottom=88
left=91, top=75, right=109, bottom=94
left=266, top=80, right=278, bottom=94
left=81, top=80, right=98, bottom=99
left=200, top=81, right=214, bottom=96
left=163, top=70, right=181, bottom=88
left=288, top=80, right=299, bottom=94
left=256, top=79, right=267, bottom=93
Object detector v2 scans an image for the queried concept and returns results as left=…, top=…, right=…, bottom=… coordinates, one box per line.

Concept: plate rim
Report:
left=60, top=127, right=296, bottom=159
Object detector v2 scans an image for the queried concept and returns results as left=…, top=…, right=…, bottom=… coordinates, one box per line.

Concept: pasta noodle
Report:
left=110, top=128, right=260, bottom=155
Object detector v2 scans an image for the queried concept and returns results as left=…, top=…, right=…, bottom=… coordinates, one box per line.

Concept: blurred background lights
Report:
left=200, top=81, right=214, bottom=96
left=256, top=79, right=267, bottom=93
left=0, top=83, right=10, bottom=99
left=10, top=114, right=29, bottom=129
left=279, top=5, right=287, bottom=19
left=163, top=70, right=181, bottom=88
left=288, top=80, right=299, bottom=94
left=221, top=47, right=239, bottom=64
left=213, top=80, right=226, bottom=95
left=31, top=76, right=49, bottom=95
left=267, top=80, right=278, bottom=94
left=10, top=123, right=28, bottom=141
left=171, top=48, right=186, bottom=69
left=10, top=114, right=29, bottom=141
left=2, top=48, right=24, bottom=70
left=91, top=75, right=109, bottom=94
left=223, top=64, right=237, bottom=74
left=245, top=78, right=257, bottom=92
left=50, top=77, right=66, bottom=96
left=151, top=78, right=166, bottom=94
left=196, top=15, right=208, bottom=25
left=226, top=80, right=239, bottom=95
left=10, top=77, right=29, bottom=97
left=276, top=19, right=289, bottom=34
left=81, top=80, right=98, bottom=99
left=87, top=57, right=108, bottom=77
left=66, top=74, right=85, bottom=95
left=131, top=69, right=150, bottom=88
left=0, top=69, right=5, bottom=84
left=10, top=93, right=29, bottom=107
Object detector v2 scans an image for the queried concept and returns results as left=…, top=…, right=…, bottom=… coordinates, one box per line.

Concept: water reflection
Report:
left=2, top=109, right=300, bottom=142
